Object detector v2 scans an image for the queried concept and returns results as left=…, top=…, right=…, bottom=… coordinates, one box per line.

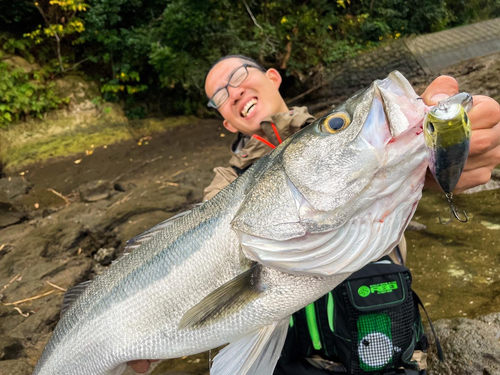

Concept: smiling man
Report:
left=129, top=55, right=500, bottom=374
left=203, top=55, right=317, bottom=201
left=205, top=59, right=287, bottom=136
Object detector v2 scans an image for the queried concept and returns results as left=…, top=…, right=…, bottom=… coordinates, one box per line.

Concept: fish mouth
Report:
left=361, top=71, right=425, bottom=149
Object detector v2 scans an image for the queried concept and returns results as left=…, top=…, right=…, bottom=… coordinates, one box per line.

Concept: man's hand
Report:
left=421, top=76, right=500, bottom=193
left=128, top=359, right=158, bottom=373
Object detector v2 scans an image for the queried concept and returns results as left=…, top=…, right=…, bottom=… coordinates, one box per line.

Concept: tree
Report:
left=24, top=0, right=89, bottom=72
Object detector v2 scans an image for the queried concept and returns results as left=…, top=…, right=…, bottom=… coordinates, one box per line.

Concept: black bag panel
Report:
left=345, top=274, right=415, bottom=374
left=348, top=258, right=410, bottom=280
left=280, top=323, right=299, bottom=364
left=345, top=272, right=408, bottom=312
left=316, top=293, right=336, bottom=359
left=324, top=263, right=418, bottom=374
left=295, top=308, right=314, bottom=357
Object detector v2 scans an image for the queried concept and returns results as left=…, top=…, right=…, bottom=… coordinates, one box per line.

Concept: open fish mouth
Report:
left=360, top=71, right=426, bottom=149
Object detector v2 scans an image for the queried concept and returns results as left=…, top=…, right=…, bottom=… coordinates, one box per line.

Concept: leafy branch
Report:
left=24, top=0, right=89, bottom=72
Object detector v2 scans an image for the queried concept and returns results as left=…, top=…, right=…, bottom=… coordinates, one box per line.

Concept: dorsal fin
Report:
left=121, top=204, right=202, bottom=257
left=60, top=280, right=91, bottom=316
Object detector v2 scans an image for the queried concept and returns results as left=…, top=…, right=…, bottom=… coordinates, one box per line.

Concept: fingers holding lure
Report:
left=423, top=93, right=473, bottom=224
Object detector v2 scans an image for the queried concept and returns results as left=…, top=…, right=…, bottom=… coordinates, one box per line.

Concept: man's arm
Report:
left=421, top=76, right=500, bottom=192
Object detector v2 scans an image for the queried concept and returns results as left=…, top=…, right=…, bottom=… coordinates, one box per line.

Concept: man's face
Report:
left=205, top=58, right=288, bottom=136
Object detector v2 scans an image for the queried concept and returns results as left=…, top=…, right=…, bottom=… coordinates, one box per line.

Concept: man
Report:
left=129, top=55, right=500, bottom=373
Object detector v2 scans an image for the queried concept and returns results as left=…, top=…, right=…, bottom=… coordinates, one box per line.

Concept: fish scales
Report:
left=35, top=165, right=344, bottom=374
left=35, top=71, right=434, bottom=375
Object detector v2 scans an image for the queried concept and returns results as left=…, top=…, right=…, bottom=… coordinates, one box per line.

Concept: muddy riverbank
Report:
left=1, top=52, right=500, bottom=374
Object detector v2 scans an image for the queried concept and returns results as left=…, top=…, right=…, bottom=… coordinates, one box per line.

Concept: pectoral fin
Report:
left=179, top=264, right=262, bottom=329
left=210, top=319, right=289, bottom=375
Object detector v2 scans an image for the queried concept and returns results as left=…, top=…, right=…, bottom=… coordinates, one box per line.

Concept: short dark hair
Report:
left=208, top=55, right=265, bottom=72
left=205, top=55, right=266, bottom=97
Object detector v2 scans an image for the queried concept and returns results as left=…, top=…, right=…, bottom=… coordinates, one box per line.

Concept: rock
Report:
left=406, top=220, right=427, bottom=231
left=480, top=221, right=500, bottom=230
left=0, top=336, right=23, bottom=360
left=93, top=247, right=117, bottom=266
left=1, top=55, right=40, bottom=74
left=39, top=223, right=87, bottom=258
left=491, top=168, right=500, bottom=180
left=7, top=295, right=62, bottom=341
left=0, top=201, right=26, bottom=228
left=426, top=312, right=500, bottom=375
left=79, top=180, right=111, bottom=202
left=0, top=244, right=12, bottom=261
left=0, top=177, right=30, bottom=201
left=463, top=178, right=500, bottom=194
left=0, top=359, right=33, bottom=375
left=53, top=75, right=100, bottom=114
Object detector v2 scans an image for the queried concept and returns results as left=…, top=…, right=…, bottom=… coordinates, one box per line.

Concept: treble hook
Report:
left=439, top=192, right=468, bottom=225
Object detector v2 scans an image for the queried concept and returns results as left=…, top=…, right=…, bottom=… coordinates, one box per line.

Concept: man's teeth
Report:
left=241, top=99, right=257, bottom=117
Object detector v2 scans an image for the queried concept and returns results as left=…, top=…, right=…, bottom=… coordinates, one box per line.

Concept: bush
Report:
left=1, top=0, right=499, bottom=120
left=0, top=59, right=67, bottom=127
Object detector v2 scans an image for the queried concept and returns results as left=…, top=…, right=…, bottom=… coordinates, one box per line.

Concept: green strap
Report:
left=305, top=303, right=322, bottom=350
left=289, top=315, right=294, bottom=328
left=327, top=291, right=334, bottom=332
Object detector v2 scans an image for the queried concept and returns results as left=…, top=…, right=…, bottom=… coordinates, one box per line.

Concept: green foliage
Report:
left=1, top=0, right=500, bottom=120
left=0, top=35, right=35, bottom=62
left=445, top=0, right=500, bottom=27
left=0, top=3, right=42, bottom=33
left=0, top=60, right=67, bottom=128
left=24, top=0, right=89, bottom=72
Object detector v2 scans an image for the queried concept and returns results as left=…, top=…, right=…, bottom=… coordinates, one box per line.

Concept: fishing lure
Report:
left=423, top=93, right=473, bottom=224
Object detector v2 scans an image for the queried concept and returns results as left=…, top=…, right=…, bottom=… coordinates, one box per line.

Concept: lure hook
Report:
left=439, top=192, right=468, bottom=225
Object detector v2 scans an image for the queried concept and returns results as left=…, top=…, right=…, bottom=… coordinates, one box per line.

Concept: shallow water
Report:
left=407, top=188, right=500, bottom=321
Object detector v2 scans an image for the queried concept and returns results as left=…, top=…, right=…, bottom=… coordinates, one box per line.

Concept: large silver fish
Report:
left=34, top=71, right=429, bottom=375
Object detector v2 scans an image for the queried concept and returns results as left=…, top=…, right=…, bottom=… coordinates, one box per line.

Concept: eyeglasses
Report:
left=207, top=64, right=266, bottom=109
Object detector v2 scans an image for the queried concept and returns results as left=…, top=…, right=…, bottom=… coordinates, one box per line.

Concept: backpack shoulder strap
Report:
left=412, top=290, right=444, bottom=362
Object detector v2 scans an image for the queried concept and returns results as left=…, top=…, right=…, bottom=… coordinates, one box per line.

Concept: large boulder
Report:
left=426, top=312, right=500, bottom=375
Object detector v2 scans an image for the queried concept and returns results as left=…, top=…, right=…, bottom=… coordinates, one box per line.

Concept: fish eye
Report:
left=322, top=112, right=351, bottom=134
left=426, top=122, right=435, bottom=134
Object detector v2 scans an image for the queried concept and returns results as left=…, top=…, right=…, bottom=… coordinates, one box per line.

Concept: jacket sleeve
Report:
left=203, top=166, right=239, bottom=201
